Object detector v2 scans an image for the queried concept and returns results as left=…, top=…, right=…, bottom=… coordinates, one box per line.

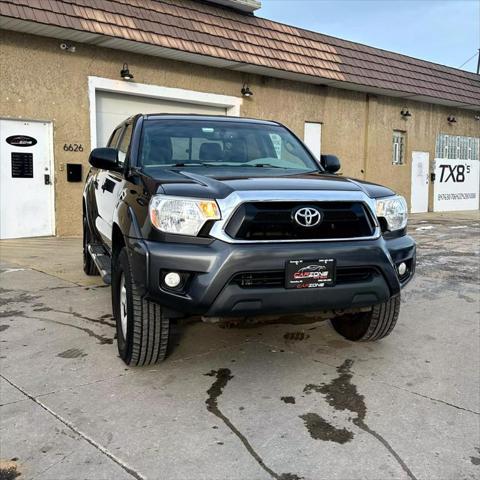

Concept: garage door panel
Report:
left=96, top=91, right=226, bottom=147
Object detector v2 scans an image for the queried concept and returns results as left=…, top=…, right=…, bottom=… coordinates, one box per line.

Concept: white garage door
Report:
left=96, top=91, right=227, bottom=147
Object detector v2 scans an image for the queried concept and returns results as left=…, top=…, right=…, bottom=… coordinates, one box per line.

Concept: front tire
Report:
left=331, top=295, right=400, bottom=341
left=112, top=248, right=172, bottom=366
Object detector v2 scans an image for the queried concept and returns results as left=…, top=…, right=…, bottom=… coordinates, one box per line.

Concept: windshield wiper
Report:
left=252, top=163, right=289, bottom=170
left=167, top=162, right=287, bottom=169
left=247, top=163, right=285, bottom=169
left=202, top=162, right=287, bottom=169
left=168, top=162, right=209, bottom=167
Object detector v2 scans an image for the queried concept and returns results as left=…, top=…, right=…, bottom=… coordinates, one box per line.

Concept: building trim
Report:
left=87, top=76, right=242, bottom=148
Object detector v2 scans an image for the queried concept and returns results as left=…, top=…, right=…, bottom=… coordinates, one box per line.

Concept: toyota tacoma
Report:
left=83, top=114, right=416, bottom=366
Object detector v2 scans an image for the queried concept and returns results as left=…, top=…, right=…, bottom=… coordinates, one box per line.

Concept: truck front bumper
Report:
left=126, top=235, right=416, bottom=318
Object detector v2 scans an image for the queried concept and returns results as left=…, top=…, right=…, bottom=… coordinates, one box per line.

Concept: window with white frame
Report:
left=392, top=130, right=406, bottom=165
left=435, top=134, right=480, bottom=160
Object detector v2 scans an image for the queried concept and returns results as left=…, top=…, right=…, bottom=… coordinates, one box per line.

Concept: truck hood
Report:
left=150, top=170, right=395, bottom=199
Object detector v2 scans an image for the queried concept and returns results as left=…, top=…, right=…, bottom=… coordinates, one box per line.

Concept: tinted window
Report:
left=139, top=121, right=318, bottom=173
left=118, top=124, right=133, bottom=166
left=108, top=127, right=123, bottom=148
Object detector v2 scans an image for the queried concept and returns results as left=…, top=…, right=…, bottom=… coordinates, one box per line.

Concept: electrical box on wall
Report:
left=66, top=163, right=82, bottom=182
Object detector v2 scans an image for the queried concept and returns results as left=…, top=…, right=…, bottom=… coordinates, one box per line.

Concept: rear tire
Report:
left=83, top=215, right=99, bottom=276
left=331, top=295, right=400, bottom=341
left=112, top=247, right=172, bottom=366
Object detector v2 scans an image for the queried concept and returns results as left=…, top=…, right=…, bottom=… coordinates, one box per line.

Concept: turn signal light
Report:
left=198, top=200, right=220, bottom=219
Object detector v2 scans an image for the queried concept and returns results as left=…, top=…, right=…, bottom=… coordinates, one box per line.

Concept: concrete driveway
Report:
left=1, top=212, right=479, bottom=480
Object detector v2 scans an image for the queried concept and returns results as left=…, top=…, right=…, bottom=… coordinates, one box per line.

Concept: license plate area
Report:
left=285, top=259, right=336, bottom=289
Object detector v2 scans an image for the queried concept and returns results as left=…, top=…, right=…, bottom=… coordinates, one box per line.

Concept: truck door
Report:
left=94, top=125, right=125, bottom=244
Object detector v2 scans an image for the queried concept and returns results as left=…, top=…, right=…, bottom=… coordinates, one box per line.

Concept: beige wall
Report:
left=1, top=30, right=479, bottom=236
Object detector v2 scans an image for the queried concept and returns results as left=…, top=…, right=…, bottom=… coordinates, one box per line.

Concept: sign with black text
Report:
left=433, top=159, right=479, bottom=211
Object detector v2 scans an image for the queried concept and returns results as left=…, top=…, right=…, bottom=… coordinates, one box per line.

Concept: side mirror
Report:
left=88, top=148, right=119, bottom=171
left=321, top=154, right=341, bottom=174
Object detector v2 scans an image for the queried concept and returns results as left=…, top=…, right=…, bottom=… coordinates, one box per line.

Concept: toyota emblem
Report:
left=293, top=207, right=323, bottom=227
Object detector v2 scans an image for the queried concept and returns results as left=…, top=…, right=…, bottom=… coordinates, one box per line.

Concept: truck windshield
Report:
left=139, top=120, right=319, bottom=172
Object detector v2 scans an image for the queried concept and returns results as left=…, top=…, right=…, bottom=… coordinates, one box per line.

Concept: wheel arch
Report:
left=112, top=222, right=126, bottom=260
left=112, top=200, right=149, bottom=295
left=82, top=178, right=100, bottom=242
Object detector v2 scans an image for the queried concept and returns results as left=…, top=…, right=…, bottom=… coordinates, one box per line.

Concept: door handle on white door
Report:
left=44, top=174, right=51, bottom=185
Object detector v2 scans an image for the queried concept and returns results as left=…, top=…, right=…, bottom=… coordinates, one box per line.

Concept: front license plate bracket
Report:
left=285, top=259, right=336, bottom=289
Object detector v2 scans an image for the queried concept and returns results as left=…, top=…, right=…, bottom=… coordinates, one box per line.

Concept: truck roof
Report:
left=142, top=114, right=280, bottom=126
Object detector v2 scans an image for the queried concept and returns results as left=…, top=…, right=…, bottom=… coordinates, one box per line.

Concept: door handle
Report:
left=101, top=178, right=116, bottom=193
left=44, top=174, right=51, bottom=185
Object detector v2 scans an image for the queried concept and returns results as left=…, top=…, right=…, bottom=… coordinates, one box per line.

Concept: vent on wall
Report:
left=205, top=0, right=261, bottom=13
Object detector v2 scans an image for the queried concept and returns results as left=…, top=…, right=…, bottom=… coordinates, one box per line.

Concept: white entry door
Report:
left=303, top=122, right=322, bottom=160
left=0, top=119, right=55, bottom=239
left=410, top=151, right=429, bottom=213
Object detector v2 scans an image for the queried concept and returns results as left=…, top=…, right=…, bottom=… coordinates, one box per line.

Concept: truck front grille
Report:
left=224, top=202, right=376, bottom=241
left=231, top=267, right=378, bottom=289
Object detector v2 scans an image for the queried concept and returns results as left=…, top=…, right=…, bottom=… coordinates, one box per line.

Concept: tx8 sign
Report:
left=433, top=159, right=479, bottom=211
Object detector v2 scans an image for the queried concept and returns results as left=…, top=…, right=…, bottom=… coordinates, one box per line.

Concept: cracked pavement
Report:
left=0, top=212, right=479, bottom=480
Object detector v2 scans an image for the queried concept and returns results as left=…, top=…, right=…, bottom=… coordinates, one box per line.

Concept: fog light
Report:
left=397, top=262, right=407, bottom=276
left=164, top=272, right=181, bottom=288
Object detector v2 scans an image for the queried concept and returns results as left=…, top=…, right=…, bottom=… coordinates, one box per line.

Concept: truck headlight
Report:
left=375, top=195, right=408, bottom=231
left=149, top=195, right=221, bottom=236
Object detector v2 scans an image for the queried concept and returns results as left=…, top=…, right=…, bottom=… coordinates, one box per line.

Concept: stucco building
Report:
left=0, top=0, right=479, bottom=238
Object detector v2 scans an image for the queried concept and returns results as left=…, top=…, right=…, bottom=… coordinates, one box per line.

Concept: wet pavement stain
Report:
left=304, top=360, right=366, bottom=420
left=32, top=307, right=116, bottom=328
left=0, top=325, right=10, bottom=332
left=281, top=396, right=296, bottom=404
left=205, top=369, right=302, bottom=480
left=25, top=315, right=113, bottom=344
left=0, top=292, right=38, bottom=307
left=284, top=332, right=310, bottom=341
left=458, top=293, right=476, bottom=303
left=471, top=448, right=480, bottom=466
left=303, top=359, right=418, bottom=480
left=57, top=348, right=87, bottom=359
left=0, top=311, right=24, bottom=319
left=299, top=413, right=354, bottom=444
left=32, top=307, right=51, bottom=312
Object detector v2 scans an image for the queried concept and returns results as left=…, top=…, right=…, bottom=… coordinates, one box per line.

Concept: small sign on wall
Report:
left=433, top=158, right=480, bottom=211
left=11, top=152, right=33, bottom=178
left=6, top=135, right=37, bottom=147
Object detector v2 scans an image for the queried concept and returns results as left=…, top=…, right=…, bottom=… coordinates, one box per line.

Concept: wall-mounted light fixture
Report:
left=241, top=83, right=253, bottom=97
left=474, top=115, right=480, bottom=121
left=120, top=63, right=134, bottom=80
left=400, top=108, right=412, bottom=118
left=447, top=115, right=457, bottom=124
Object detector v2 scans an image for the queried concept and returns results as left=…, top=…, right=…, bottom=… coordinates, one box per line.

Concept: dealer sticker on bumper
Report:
left=285, top=259, right=336, bottom=289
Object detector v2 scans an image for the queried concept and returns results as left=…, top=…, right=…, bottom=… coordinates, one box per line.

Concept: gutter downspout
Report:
left=362, top=94, right=372, bottom=180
